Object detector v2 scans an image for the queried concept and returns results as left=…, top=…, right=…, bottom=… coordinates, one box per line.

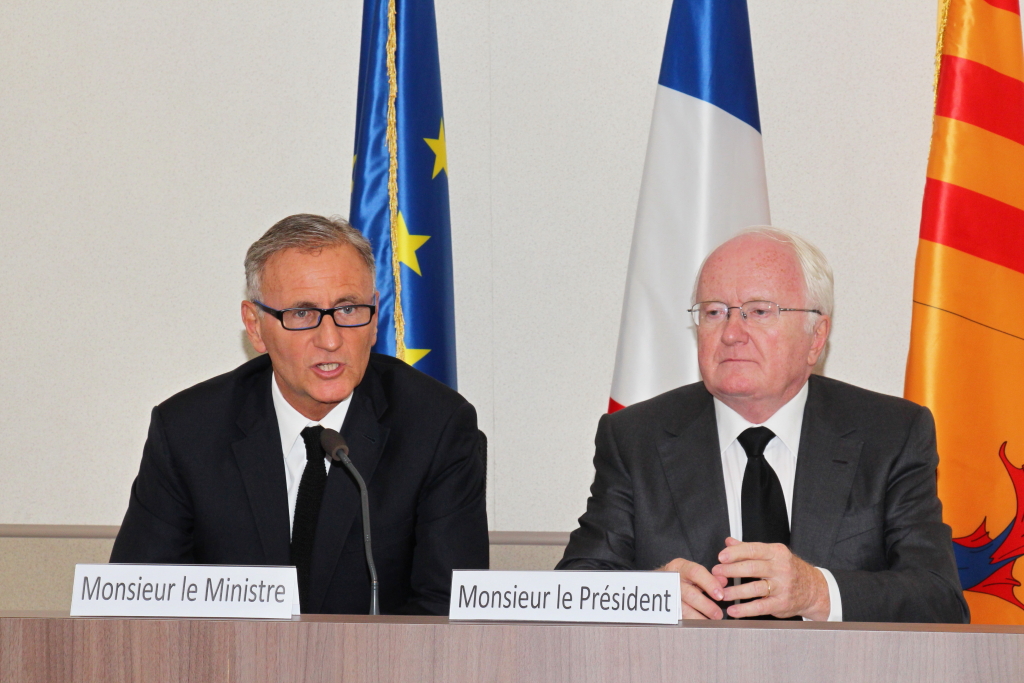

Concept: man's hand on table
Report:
left=712, top=537, right=830, bottom=620
left=657, top=557, right=728, bottom=620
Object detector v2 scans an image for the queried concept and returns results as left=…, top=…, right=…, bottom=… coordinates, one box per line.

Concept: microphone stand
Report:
left=321, top=429, right=379, bottom=616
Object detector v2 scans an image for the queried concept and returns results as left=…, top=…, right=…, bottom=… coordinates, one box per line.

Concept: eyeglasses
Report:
left=687, top=301, right=822, bottom=327
left=253, top=300, right=377, bottom=330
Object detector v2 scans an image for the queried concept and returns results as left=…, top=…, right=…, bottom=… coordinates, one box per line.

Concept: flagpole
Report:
left=384, top=0, right=406, bottom=361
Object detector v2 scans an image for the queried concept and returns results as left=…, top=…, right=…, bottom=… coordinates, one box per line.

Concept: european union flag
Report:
left=349, top=0, right=457, bottom=388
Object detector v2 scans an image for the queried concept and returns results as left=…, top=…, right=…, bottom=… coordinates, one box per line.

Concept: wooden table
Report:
left=2, top=611, right=1023, bottom=682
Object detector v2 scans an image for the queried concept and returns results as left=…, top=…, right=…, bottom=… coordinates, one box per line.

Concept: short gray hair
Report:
left=244, top=214, right=375, bottom=302
left=692, top=226, right=834, bottom=317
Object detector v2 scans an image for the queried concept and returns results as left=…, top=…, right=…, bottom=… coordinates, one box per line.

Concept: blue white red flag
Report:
left=609, top=0, right=770, bottom=411
left=349, top=0, right=457, bottom=388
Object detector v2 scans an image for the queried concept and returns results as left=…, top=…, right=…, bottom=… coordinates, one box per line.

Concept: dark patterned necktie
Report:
left=291, top=425, right=328, bottom=613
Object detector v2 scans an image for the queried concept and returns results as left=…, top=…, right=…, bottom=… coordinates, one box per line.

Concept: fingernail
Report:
left=714, top=590, right=723, bottom=600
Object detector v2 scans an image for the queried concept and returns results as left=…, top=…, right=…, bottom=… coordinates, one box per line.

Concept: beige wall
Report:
left=3, top=2, right=1018, bottom=532
left=0, top=538, right=115, bottom=611
left=0, top=531, right=566, bottom=611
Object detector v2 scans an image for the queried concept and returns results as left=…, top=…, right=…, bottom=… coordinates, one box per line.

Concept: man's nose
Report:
left=313, top=315, right=344, bottom=351
left=719, top=308, right=748, bottom=344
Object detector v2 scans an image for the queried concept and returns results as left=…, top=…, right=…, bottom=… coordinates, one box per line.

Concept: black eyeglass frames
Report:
left=253, top=301, right=377, bottom=330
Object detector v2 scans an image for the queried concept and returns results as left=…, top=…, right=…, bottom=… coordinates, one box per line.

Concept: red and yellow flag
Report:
left=905, top=0, right=1024, bottom=624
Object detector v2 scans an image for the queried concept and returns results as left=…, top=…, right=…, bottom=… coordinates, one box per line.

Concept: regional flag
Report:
left=905, top=0, right=1024, bottom=624
left=349, top=0, right=457, bottom=388
left=608, top=0, right=770, bottom=412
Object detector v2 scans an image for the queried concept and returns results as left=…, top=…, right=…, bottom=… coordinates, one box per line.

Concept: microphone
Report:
left=320, top=428, right=379, bottom=616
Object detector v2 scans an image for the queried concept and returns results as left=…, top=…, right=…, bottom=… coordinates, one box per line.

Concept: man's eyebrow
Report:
left=331, top=295, right=370, bottom=306
left=282, top=295, right=372, bottom=308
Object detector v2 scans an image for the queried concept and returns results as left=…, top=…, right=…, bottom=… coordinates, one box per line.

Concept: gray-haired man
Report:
left=112, top=214, right=488, bottom=615
left=559, top=228, right=968, bottom=623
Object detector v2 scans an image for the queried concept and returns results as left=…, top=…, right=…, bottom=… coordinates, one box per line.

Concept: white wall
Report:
left=0, top=0, right=988, bottom=530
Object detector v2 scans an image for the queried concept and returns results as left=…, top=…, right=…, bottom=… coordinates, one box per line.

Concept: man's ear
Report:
left=241, top=301, right=268, bottom=354
left=369, top=290, right=379, bottom=347
left=807, top=315, right=831, bottom=366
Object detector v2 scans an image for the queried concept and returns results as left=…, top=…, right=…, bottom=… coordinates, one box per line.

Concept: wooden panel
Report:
left=0, top=526, right=571, bottom=545
left=2, top=613, right=1023, bottom=683
left=489, top=544, right=565, bottom=570
left=0, top=538, right=115, bottom=611
left=0, top=613, right=73, bottom=682
left=0, top=530, right=567, bottom=611
left=488, top=531, right=570, bottom=546
left=0, top=526, right=120, bottom=539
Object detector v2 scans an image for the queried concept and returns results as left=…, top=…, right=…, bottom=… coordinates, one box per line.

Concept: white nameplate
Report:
left=449, top=570, right=680, bottom=624
left=71, top=564, right=300, bottom=619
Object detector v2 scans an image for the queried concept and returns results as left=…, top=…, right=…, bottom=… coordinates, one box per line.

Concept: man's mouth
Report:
left=316, top=363, right=341, bottom=371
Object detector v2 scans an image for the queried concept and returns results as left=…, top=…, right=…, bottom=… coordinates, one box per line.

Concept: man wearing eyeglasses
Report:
left=559, top=227, right=967, bottom=623
left=111, top=214, right=488, bottom=615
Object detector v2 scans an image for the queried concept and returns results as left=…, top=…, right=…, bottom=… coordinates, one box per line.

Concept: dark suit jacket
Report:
left=111, top=353, right=489, bottom=615
left=557, top=375, right=968, bottom=623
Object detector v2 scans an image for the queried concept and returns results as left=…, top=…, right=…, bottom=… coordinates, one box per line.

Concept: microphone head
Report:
left=320, top=428, right=350, bottom=462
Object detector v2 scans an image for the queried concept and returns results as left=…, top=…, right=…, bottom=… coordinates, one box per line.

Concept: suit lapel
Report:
left=657, top=395, right=731, bottom=570
left=789, top=378, right=863, bottom=567
left=231, top=368, right=291, bottom=565
left=308, top=365, right=390, bottom=613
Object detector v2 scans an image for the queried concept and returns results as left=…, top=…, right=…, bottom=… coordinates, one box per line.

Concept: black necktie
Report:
left=291, top=425, right=328, bottom=613
left=737, top=426, right=796, bottom=620
left=739, top=426, right=789, bottom=545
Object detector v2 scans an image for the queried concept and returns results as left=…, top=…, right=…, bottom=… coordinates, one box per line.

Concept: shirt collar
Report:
left=271, top=372, right=352, bottom=454
left=713, top=380, right=810, bottom=457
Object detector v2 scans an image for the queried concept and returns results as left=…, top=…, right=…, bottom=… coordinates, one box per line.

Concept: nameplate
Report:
left=70, top=564, right=300, bottom=619
left=449, top=570, right=680, bottom=624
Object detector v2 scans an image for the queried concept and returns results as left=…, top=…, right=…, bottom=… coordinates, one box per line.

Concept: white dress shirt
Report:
left=713, top=381, right=843, bottom=621
left=271, top=373, right=352, bottom=537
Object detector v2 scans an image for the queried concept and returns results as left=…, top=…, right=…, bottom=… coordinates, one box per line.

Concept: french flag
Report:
left=609, top=0, right=770, bottom=412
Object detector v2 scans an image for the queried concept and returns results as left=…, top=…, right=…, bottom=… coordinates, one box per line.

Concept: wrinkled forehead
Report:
left=263, top=244, right=376, bottom=296
left=696, top=235, right=805, bottom=303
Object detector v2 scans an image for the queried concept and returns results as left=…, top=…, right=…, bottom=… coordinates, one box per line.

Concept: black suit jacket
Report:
left=111, top=353, right=489, bottom=615
left=558, top=375, right=969, bottom=623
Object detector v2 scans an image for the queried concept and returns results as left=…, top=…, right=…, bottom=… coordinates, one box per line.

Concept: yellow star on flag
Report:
left=423, top=119, right=448, bottom=179
left=404, top=348, right=431, bottom=367
left=396, top=212, right=431, bottom=275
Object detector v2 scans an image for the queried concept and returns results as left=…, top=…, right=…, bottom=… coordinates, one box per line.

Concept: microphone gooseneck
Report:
left=320, top=428, right=380, bottom=616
